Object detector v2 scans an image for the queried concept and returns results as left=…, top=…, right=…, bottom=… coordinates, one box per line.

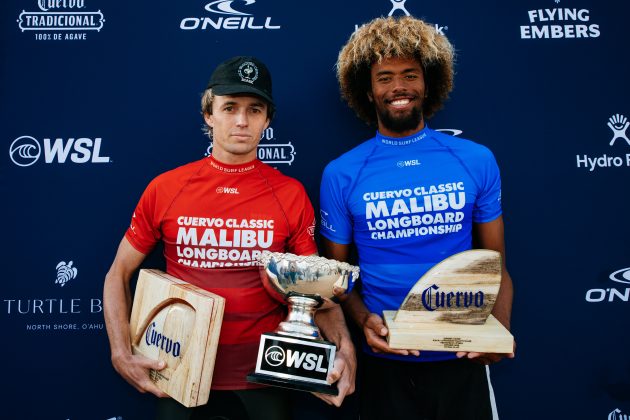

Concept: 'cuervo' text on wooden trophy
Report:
left=384, top=249, right=513, bottom=353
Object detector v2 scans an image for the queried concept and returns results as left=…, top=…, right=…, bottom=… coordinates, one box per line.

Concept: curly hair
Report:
left=336, top=16, right=455, bottom=125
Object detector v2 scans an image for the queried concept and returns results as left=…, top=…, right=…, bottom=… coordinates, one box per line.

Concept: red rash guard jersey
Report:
left=125, top=156, right=317, bottom=390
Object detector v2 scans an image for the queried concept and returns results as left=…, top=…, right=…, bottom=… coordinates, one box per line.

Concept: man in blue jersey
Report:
left=320, top=16, right=515, bottom=420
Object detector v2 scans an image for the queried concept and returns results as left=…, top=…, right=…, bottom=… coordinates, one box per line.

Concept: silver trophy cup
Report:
left=247, top=251, right=360, bottom=394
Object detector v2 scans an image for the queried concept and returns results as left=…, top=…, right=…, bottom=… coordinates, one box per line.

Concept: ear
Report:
left=203, top=113, right=214, bottom=128
left=367, top=91, right=374, bottom=103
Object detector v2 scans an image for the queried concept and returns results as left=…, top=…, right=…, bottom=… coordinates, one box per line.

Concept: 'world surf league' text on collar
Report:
left=377, top=129, right=428, bottom=146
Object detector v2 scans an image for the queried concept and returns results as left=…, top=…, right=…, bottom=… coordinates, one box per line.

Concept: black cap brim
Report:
left=212, top=84, right=274, bottom=107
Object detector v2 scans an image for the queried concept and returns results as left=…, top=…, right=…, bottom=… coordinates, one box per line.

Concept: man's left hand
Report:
left=456, top=341, right=516, bottom=364
left=311, top=342, right=356, bottom=407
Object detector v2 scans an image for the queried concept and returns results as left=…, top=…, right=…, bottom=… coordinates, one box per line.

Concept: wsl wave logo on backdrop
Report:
left=17, top=0, right=105, bottom=41
left=520, top=0, right=600, bottom=39
left=354, top=1, right=448, bottom=35
left=575, top=114, right=630, bottom=172
left=9, top=135, right=111, bottom=167
left=205, top=127, right=295, bottom=166
left=55, top=261, right=78, bottom=287
left=180, top=0, right=280, bottom=31
left=585, top=267, right=630, bottom=303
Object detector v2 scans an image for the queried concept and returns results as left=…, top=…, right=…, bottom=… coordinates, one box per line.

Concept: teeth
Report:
left=391, top=99, right=410, bottom=106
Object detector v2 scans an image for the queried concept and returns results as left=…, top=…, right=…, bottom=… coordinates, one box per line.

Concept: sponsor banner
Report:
left=2, top=261, right=104, bottom=332
left=17, top=0, right=105, bottom=41
left=520, top=1, right=601, bottom=40
left=206, top=127, right=295, bottom=166
left=575, top=114, right=630, bottom=172
left=354, top=0, right=448, bottom=35
left=180, top=0, right=280, bottom=31
left=9, top=135, right=111, bottom=167
left=585, top=267, right=630, bottom=303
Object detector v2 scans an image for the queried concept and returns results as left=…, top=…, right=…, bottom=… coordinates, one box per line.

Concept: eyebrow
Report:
left=375, top=67, right=421, bottom=76
left=221, top=100, right=266, bottom=108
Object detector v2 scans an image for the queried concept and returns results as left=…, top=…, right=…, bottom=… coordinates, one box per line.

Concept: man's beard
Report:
left=376, top=104, right=423, bottom=134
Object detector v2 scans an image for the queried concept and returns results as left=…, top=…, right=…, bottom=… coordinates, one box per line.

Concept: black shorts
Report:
left=359, top=355, right=495, bottom=420
left=155, top=387, right=291, bottom=420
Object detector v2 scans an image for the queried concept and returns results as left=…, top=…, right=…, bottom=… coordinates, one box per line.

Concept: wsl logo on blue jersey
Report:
left=180, top=0, right=280, bottom=31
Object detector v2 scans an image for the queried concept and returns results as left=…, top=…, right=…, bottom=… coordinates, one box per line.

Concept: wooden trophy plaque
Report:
left=384, top=250, right=513, bottom=353
left=129, top=269, right=225, bottom=407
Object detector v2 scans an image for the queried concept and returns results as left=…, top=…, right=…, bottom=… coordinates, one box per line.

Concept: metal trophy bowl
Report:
left=247, top=251, right=359, bottom=395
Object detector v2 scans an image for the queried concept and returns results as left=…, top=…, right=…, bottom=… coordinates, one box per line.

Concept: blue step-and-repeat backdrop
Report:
left=2, top=0, right=629, bottom=419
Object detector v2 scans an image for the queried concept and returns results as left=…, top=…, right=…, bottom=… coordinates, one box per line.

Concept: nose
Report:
left=235, top=109, right=248, bottom=127
left=392, top=76, right=407, bottom=92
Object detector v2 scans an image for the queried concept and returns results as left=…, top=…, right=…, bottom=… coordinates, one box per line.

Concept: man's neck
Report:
left=377, top=119, right=425, bottom=138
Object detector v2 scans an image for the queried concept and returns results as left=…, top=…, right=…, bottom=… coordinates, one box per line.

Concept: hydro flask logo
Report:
left=388, top=0, right=410, bottom=16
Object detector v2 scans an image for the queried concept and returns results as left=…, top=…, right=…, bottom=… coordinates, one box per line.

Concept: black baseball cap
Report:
left=207, top=56, right=274, bottom=106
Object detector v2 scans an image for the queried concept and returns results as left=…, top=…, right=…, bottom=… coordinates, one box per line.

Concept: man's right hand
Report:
left=362, top=313, right=420, bottom=357
left=111, top=352, right=170, bottom=398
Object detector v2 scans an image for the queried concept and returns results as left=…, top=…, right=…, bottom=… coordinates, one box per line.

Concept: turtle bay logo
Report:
left=520, top=0, right=600, bottom=39
left=55, top=261, right=78, bottom=287
left=180, top=0, right=280, bottom=31
left=17, top=0, right=105, bottom=41
left=576, top=114, right=630, bottom=172
left=585, top=267, right=630, bottom=303
left=205, top=127, right=295, bottom=166
left=9, top=135, right=111, bottom=167
left=3, top=261, right=104, bottom=332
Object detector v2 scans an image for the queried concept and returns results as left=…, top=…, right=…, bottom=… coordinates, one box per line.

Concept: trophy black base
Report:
left=248, top=332, right=338, bottom=395
left=246, top=373, right=338, bottom=395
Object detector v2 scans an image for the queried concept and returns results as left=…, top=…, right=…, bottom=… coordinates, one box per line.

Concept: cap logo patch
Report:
left=238, top=62, right=259, bottom=84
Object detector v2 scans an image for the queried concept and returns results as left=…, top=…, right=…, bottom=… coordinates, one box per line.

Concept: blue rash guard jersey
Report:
left=320, top=126, right=502, bottom=362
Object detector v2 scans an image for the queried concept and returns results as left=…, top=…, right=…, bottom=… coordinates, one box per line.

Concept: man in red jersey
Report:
left=104, top=56, right=356, bottom=420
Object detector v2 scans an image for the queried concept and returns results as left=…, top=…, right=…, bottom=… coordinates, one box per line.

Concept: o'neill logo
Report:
left=576, top=113, right=630, bottom=172
left=181, top=0, right=280, bottom=31
left=585, top=267, right=630, bottom=303
left=205, top=127, right=295, bottom=166
left=609, top=408, right=630, bottom=420
left=264, top=345, right=285, bottom=366
left=55, top=261, right=78, bottom=287
left=9, top=135, right=111, bottom=167
left=17, top=0, right=105, bottom=41
left=520, top=0, right=600, bottom=39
